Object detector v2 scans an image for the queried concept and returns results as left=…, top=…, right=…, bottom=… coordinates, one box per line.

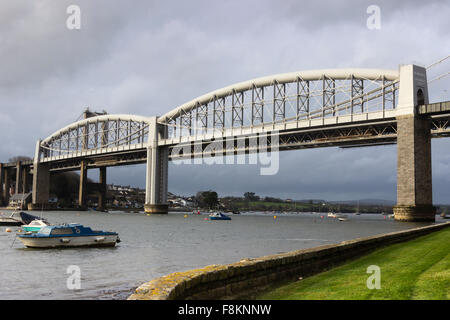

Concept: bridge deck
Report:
left=1, top=102, right=449, bottom=172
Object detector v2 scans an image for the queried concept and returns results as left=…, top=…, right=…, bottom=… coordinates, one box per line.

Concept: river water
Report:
left=0, top=210, right=442, bottom=300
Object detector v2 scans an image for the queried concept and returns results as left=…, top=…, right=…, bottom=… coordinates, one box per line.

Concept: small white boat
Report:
left=327, top=212, right=337, bottom=218
left=18, top=223, right=120, bottom=248
left=209, top=212, right=231, bottom=221
left=336, top=214, right=348, bottom=221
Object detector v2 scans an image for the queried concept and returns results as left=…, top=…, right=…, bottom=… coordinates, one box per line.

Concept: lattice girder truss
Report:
left=160, top=69, right=400, bottom=139
left=40, top=116, right=151, bottom=159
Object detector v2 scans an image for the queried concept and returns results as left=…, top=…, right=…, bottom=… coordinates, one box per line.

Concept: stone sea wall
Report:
left=128, top=221, right=450, bottom=300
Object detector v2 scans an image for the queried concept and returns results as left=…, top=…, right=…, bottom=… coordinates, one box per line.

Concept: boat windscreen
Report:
left=39, top=227, right=52, bottom=235
left=50, top=228, right=74, bottom=235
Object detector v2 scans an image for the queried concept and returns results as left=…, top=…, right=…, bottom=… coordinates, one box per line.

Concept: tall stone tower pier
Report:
left=393, top=65, right=435, bottom=221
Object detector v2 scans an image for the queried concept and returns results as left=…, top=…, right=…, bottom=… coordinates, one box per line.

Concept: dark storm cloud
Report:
left=1, top=0, right=449, bottom=202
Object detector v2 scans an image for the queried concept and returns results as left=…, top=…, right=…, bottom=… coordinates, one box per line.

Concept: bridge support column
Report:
left=393, top=64, right=435, bottom=222
left=144, top=117, right=168, bottom=214
left=3, top=167, right=11, bottom=207
left=0, top=164, right=4, bottom=206
left=15, top=161, right=23, bottom=194
left=31, top=140, right=50, bottom=210
left=393, top=115, right=435, bottom=221
left=78, top=160, right=88, bottom=210
left=22, top=167, right=29, bottom=193
left=31, top=164, right=50, bottom=209
left=144, top=146, right=169, bottom=214
left=98, top=167, right=107, bottom=211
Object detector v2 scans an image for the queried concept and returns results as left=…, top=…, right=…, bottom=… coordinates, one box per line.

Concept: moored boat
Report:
left=327, top=212, right=337, bottom=218
left=209, top=212, right=231, bottom=220
left=18, top=223, right=120, bottom=248
left=0, top=212, right=22, bottom=226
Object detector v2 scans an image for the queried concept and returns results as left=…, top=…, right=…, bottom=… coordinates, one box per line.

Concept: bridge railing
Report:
left=418, top=101, right=450, bottom=115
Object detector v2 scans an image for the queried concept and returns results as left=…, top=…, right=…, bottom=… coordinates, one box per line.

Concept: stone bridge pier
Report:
left=144, top=117, right=169, bottom=214
left=31, top=140, right=50, bottom=210
left=0, top=164, right=11, bottom=206
left=393, top=65, right=435, bottom=221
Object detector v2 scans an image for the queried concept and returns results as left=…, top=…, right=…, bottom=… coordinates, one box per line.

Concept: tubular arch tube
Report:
left=158, top=68, right=399, bottom=123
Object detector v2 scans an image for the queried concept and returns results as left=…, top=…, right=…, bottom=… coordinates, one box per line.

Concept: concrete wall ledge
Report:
left=128, top=222, right=450, bottom=300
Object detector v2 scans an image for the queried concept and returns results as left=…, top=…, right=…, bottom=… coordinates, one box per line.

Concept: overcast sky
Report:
left=1, top=0, right=449, bottom=202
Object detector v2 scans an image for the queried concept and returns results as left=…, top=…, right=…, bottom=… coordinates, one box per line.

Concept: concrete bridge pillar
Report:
left=0, top=163, right=4, bottom=206
left=22, top=167, right=29, bottom=193
left=144, top=117, right=169, bottom=214
left=393, top=64, right=435, bottom=221
left=15, top=161, right=23, bottom=194
left=98, top=167, right=107, bottom=211
left=78, top=160, right=88, bottom=210
left=32, top=140, right=50, bottom=209
left=3, top=167, right=11, bottom=206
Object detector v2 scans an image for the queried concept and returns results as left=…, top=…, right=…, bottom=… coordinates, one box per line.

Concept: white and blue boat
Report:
left=18, top=223, right=120, bottom=248
left=209, top=212, right=231, bottom=221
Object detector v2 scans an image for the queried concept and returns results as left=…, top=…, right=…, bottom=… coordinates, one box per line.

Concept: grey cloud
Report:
left=1, top=0, right=449, bottom=203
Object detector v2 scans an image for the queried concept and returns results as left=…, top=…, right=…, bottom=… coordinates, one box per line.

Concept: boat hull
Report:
left=18, top=235, right=119, bottom=248
left=0, top=219, right=22, bottom=226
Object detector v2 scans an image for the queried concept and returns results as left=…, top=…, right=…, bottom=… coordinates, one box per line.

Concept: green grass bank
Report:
left=258, top=227, right=450, bottom=300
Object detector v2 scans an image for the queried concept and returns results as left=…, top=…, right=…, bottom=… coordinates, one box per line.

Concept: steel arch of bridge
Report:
left=39, top=114, right=152, bottom=162
left=158, top=68, right=399, bottom=139
left=37, top=68, right=405, bottom=163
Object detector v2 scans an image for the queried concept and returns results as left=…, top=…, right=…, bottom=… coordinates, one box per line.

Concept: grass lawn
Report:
left=257, top=227, right=450, bottom=300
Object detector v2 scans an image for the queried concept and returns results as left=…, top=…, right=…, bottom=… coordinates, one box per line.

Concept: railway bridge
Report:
left=1, top=64, right=449, bottom=221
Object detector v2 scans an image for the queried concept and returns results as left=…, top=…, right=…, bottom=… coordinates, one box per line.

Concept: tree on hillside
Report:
left=195, top=191, right=219, bottom=209
left=244, top=192, right=260, bottom=201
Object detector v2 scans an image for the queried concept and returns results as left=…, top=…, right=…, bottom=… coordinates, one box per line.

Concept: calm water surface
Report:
left=0, top=210, right=441, bottom=300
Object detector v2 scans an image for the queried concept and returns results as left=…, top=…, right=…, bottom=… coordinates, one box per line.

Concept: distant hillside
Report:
left=329, top=199, right=395, bottom=206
